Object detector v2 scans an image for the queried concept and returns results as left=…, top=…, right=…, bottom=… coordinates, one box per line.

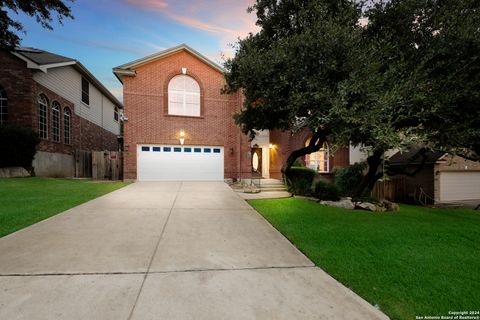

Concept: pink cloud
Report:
left=127, top=0, right=168, bottom=10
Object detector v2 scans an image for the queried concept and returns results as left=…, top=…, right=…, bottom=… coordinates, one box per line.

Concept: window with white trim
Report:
left=51, top=101, right=60, bottom=142
left=38, top=95, right=48, bottom=139
left=64, top=107, right=71, bottom=144
left=0, top=85, right=7, bottom=125
left=168, top=75, right=200, bottom=117
left=114, top=106, right=119, bottom=122
left=305, top=140, right=329, bottom=173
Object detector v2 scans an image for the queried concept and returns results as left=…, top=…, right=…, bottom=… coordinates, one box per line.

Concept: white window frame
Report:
left=306, top=141, right=329, bottom=173
left=168, top=75, right=201, bottom=117
left=64, top=107, right=71, bottom=145
left=51, top=101, right=61, bottom=142
left=38, top=95, right=48, bottom=140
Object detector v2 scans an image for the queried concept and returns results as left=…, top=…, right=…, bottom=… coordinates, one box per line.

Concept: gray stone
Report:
left=0, top=167, right=30, bottom=178
left=320, top=199, right=355, bottom=210
left=355, top=202, right=378, bottom=211
left=379, top=199, right=400, bottom=212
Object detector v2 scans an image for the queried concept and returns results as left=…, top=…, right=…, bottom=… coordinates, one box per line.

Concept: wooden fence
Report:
left=75, top=150, right=92, bottom=178
left=371, top=176, right=407, bottom=202
left=75, top=150, right=122, bottom=180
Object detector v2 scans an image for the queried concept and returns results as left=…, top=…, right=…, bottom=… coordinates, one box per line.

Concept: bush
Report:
left=292, top=157, right=305, bottom=167
left=334, top=162, right=366, bottom=196
left=0, top=125, right=40, bottom=169
left=313, top=180, right=340, bottom=201
left=285, top=167, right=316, bottom=196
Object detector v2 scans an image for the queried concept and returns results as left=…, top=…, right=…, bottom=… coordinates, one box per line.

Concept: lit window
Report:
left=168, top=75, right=200, bottom=117
left=38, top=95, right=49, bottom=139
left=64, top=107, right=71, bottom=144
left=305, top=139, right=329, bottom=173
left=81, top=77, right=89, bottom=105
left=114, top=107, right=119, bottom=122
left=0, top=85, right=7, bottom=125
left=51, top=101, right=60, bottom=142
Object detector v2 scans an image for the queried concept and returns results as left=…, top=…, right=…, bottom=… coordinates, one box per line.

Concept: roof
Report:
left=389, top=147, right=446, bottom=165
left=14, top=47, right=75, bottom=65
left=113, top=44, right=225, bottom=83
left=12, top=47, right=123, bottom=108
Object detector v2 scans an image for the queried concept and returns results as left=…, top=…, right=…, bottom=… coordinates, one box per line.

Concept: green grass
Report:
left=0, top=177, right=128, bottom=237
left=249, top=198, right=480, bottom=320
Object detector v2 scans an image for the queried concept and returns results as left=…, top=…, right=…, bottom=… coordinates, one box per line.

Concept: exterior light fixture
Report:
left=182, top=67, right=187, bottom=74
left=269, top=143, right=274, bottom=149
left=179, top=129, right=185, bottom=145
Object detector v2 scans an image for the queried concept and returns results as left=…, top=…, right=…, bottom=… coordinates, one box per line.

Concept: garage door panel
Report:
left=138, top=145, right=224, bottom=181
left=439, top=172, right=480, bottom=202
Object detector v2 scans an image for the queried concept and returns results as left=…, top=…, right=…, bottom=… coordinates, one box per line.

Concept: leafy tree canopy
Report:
left=0, top=0, right=73, bottom=49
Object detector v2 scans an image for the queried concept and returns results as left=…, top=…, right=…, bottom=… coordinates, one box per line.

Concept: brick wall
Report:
left=0, top=51, right=118, bottom=155
left=122, top=50, right=251, bottom=180
left=269, top=129, right=350, bottom=179
left=0, top=50, right=36, bottom=128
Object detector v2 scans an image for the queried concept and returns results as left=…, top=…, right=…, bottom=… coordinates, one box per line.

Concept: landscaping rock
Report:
left=0, top=167, right=30, bottom=178
left=320, top=199, right=355, bottom=210
left=355, top=202, right=378, bottom=212
left=379, top=199, right=400, bottom=212
left=294, top=195, right=319, bottom=202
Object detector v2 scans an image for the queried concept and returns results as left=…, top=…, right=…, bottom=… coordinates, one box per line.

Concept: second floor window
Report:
left=81, top=77, right=89, bottom=105
left=168, top=75, right=200, bottom=117
left=114, top=107, right=119, bottom=122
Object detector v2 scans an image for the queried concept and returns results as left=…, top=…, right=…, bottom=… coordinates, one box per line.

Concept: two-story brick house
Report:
left=114, top=44, right=350, bottom=181
left=0, top=47, right=122, bottom=177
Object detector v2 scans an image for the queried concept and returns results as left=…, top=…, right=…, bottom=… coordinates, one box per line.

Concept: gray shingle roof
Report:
left=389, top=147, right=445, bottom=165
left=15, top=47, right=75, bottom=65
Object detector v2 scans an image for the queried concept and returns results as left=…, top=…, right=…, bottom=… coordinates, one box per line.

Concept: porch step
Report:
left=259, top=179, right=288, bottom=192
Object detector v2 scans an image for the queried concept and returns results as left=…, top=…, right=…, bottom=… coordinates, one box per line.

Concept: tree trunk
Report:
left=281, top=128, right=330, bottom=181
left=353, top=149, right=384, bottom=198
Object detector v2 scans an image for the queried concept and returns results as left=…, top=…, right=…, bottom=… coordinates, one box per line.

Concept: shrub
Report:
left=334, top=162, right=366, bottom=196
left=0, top=125, right=40, bottom=169
left=313, top=180, right=340, bottom=201
left=292, top=157, right=305, bottom=167
left=285, top=167, right=316, bottom=196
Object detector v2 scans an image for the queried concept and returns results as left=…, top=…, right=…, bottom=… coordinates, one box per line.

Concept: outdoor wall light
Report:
left=269, top=143, right=274, bottom=149
left=179, top=129, right=185, bottom=145
left=182, top=67, right=187, bottom=74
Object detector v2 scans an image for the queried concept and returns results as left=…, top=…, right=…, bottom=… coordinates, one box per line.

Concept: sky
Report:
left=11, top=0, right=259, bottom=101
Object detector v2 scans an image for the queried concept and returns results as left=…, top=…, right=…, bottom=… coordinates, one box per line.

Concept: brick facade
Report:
left=122, top=50, right=251, bottom=180
left=0, top=50, right=118, bottom=157
left=269, top=129, right=350, bottom=179
left=121, top=48, right=352, bottom=181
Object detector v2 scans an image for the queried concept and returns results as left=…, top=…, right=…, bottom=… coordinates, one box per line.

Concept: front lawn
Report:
left=0, top=177, right=128, bottom=237
left=249, top=198, right=480, bottom=320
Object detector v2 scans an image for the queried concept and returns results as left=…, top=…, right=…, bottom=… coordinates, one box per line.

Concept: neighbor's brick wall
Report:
left=0, top=50, right=36, bottom=128
left=122, top=50, right=251, bottom=180
left=269, top=129, right=350, bottom=179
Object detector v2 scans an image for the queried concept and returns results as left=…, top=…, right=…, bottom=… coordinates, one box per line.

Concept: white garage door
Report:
left=137, top=145, right=224, bottom=181
left=439, top=171, right=480, bottom=202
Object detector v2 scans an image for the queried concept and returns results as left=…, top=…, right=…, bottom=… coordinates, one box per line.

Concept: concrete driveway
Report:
left=0, top=182, right=388, bottom=320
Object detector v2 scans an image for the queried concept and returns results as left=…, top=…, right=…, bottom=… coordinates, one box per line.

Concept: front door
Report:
left=251, top=147, right=262, bottom=177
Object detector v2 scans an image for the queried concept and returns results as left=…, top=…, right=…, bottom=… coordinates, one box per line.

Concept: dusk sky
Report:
left=12, top=0, right=259, bottom=101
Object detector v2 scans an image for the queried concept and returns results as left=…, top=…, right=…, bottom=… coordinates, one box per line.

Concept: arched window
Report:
left=38, top=95, right=49, bottom=139
left=51, top=101, right=60, bottom=142
left=64, top=107, right=71, bottom=144
left=305, top=139, right=329, bottom=173
left=114, top=106, right=119, bottom=122
left=0, top=85, right=7, bottom=125
left=168, top=75, right=200, bottom=117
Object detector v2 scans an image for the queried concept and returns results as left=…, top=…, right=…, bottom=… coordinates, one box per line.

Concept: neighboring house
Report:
left=0, top=47, right=122, bottom=177
left=389, top=148, right=480, bottom=204
left=114, top=44, right=353, bottom=181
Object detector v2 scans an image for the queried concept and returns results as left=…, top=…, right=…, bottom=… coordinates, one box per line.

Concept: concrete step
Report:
left=260, top=186, right=288, bottom=192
